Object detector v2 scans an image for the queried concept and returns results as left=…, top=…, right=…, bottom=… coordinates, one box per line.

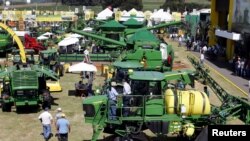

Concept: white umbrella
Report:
left=68, top=62, right=97, bottom=72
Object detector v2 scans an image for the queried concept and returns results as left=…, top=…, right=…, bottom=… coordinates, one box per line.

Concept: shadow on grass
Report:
left=15, top=105, right=42, bottom=114
left=68, top=90, right=76, bottom=96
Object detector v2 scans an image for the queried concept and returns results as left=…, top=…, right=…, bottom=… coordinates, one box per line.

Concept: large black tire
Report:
left=2, top=103, right=11, bottom=112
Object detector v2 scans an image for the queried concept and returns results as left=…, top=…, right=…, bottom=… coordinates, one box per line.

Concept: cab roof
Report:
left=129, top=71, right=165, bottom=81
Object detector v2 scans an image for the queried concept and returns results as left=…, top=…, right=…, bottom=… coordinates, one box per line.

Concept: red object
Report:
left=24, top=34, right=46, bottom=53
left=167, top=55, right=172, bottom=65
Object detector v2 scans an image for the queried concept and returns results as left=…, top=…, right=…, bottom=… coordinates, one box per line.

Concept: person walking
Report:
left=55, top=107, right=63, bottom=123
left=56, top=113, right=70, bottom=141
left=38, top=107, right=53, bottom=141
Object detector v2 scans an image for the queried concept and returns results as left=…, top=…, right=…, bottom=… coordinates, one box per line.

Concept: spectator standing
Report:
left=200, top=52, right=205, bottom=67
left=204, top=86, right=210, bottom=97
left=107, top=82, right=119, bottom=120
left=38, top=107, right=53, bottom=141
left=166, top=53, right=172, bottom=67
left=86, top=74, right=93, bottom=96
left=56, top=113, right=70, bottom=141
left=178, top=36, right=182, bottom=47
left=84, top=47, right=91, bottom=64
left=122, top=79, right=131, bottom=116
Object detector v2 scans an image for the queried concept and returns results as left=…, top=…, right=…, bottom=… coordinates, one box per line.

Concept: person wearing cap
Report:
left=38, top=107, right=53, bottom=141
left=55, top=107, right=63, bottom=123
left=56, top=113, right=70, bottom=141
left=107, top=81, right=119, bottom=120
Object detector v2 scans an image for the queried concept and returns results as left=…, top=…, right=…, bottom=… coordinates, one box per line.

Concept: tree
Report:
left=102, top=0, right=143, bottom=10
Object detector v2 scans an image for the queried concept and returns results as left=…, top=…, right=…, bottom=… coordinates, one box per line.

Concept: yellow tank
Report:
left=164, top=89, right=211, bottom=115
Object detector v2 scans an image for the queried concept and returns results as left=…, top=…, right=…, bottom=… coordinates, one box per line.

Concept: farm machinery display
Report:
left=0, top=22, right=60, bottom=112
left=82, top=70, right=208, bottom=141
left=58, top=20, right=180, bottom=63
left=187, top=55, right=250, bottom=125
left=83, top=55, right=250, bottom=141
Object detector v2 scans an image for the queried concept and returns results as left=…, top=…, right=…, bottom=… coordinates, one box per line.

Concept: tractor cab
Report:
left=39, top=48, right=58, bottom=67
left=39, top=48, right=64, bottom=77
left=12, top=49, right=35, bottom=65
left=129, top=71, right=165, bottom=96
left=111, top=61, right=143, bottom=82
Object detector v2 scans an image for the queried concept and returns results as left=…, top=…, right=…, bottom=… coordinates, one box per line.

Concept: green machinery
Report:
left=187, top=55, right=250, bottom=124
left=58, top=20, right=180, bottom=63
left=82, top=70, right=208, bottom=141
left=0, top=64, right=58, bottom=112
left=72, top=29, right=174, bottom=71
left=0, top=23, right=60, bottom=112
left=39, top=48, right=64, bottom=76
left=0, top=31, right=13, bottom=53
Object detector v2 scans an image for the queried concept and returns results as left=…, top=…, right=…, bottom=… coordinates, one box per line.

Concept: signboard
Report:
left=75, top=8, right=79, bottom=14
left=232, top=0, right=250, bottom=33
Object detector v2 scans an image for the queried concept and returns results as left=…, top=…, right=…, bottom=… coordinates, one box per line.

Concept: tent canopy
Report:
left=68, top=62, right=97, bottom=72
left=96, top=8, right=113, bottom=20
left=58, top=37, right=79, bottom=46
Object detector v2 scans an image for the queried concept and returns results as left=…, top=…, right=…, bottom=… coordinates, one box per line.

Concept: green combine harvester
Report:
left=58, top=20, right=180, bottom=63
left=0, top=64, right=58, bottom=112
left=83, top=65, right=250, bottom=140
left=0, top=22, right=60, bottom=112
left=82, top=70, right=207, bottom=141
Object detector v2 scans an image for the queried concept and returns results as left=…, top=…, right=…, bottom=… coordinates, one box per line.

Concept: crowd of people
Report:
left=231, top=55, right=250, bottom=78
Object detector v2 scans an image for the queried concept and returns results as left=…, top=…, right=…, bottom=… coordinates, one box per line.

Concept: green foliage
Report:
left=161, top=1, right=210, bottom=12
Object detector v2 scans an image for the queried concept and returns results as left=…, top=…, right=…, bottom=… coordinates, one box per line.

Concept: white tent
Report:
left=14, top=31, right=30, bottom=37
left=68, top=33, right=83, bottom=38
left=58, top=37, right=79, bottom=47
left=69, top=62, right=97, bottom=72
left=151, top=9, right=173, bottom=22
left=161, top=12, right=173, bottom=22
left=128, top=8, right=138, bottom=16
left=96, top=8, right=113, bottom=20
left=37, top=35, right=49, bottom=40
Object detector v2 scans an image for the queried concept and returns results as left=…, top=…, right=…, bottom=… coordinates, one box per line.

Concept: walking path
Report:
left=191, top=51, right=248, bottom=97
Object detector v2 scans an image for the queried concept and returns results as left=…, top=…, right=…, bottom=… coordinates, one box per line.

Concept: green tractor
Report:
left=0, top=65, right=58, bottom=112
left=82, top=70, right=211, bottom=141
left=0, top=22, right=60, bottom=112
left=39, top=48, right=64, bottom=77
left=0, top=31, right=13, bottom=53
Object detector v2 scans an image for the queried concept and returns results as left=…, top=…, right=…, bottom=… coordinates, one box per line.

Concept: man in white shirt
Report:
left=122, top=79, right=131, bottom=116
left=200, top=52, right=205, bottom=67
left=84, top=47, right=91, bottom=64
left=38, top=107, right=53, bottom=141
left=202, top=44, right=208, bottom=53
